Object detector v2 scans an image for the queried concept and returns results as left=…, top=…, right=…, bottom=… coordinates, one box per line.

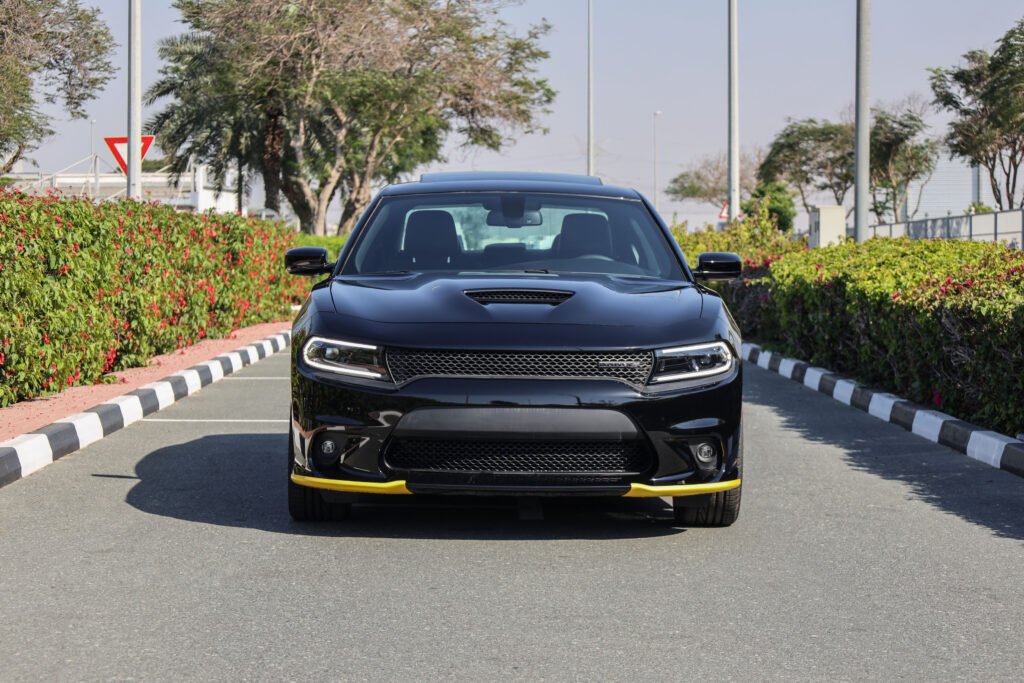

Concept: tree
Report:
left=155, top=0, right=555, bottom=235
left=741, top=181, right=796, bottom=232
left=665, top=149, right=761, bottom=209
left=146, top=32, right=264, bottom=213
left=931, top=19, right=1024, bottom=210
left=758, top=118, right=854, bottom=214
left=869, top=107, right=938, bottom=223
left=0, top=0, right=114, bottom=172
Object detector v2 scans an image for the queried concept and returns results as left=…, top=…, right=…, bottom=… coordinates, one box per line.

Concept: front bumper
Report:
left=290, top=360, right=742, bottom=497
left=291, top=473, right=742, bottom=498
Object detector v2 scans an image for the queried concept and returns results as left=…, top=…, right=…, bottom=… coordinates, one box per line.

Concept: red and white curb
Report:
left=0, top=330, right=291, bottom=490
left=742, top=342, right=1024, bottom=479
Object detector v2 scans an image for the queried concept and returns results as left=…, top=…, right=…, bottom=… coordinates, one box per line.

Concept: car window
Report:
left=346, top=192, right=684, bottom=280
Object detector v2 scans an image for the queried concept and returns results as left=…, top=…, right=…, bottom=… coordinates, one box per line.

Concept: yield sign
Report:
left=104, top=135, right=155, bottom=174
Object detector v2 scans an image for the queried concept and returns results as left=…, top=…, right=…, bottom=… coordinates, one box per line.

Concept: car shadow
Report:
left=744, top=368, right=1024, bottom=542
left=121, top=433, right=685, bottom=540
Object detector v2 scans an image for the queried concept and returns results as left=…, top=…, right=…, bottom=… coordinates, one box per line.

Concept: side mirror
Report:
left=285, top=247, right=332, bottom=276
left=693, top=251, right=742, bottom=281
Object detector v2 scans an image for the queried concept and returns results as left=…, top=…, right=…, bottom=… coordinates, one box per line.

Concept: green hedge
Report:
left=722, top=237, right=1024, bottom=436
left=293, top=233, right=349, bottom=261
left=0, top=191, right=307, bottom=406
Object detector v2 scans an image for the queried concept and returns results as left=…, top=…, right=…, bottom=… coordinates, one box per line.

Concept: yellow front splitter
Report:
left=292, top=473, right=740, bottom=498
left=623, top=479, right=741, bottom=498
left=291, top=473, right=411, bottom=495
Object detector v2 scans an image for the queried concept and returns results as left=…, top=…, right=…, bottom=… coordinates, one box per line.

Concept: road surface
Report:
left=1, top=352, right=1022, bottom=681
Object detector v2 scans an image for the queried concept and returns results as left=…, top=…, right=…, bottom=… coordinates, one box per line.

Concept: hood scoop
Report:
left=464, top=288, right=575, bottom=306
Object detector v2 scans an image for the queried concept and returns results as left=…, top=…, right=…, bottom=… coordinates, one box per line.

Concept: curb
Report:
left=741, top=343, right=1024, bottom=480
left=0, top=330, right=292, bottom=491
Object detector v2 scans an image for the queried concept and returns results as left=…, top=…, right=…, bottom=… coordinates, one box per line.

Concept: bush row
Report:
left=0, top=191, right=308, bottom=406
left=715, top=234, right=1024, bottom=436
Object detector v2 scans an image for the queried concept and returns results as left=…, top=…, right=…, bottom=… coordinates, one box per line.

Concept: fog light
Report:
left=311, top=437, right=340, bottom=469
left=693, top=442, right=717, bottom=464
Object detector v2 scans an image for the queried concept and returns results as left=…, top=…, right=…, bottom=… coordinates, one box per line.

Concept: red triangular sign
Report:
left=104, top=136, right=155, bottom=174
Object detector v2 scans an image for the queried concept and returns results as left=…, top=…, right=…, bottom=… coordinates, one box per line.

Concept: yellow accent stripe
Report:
left=290, top=473, right=411, bottom=495
left=624, top=479, right=741, bottom=498
left=291, top=473, right=739, bottom=499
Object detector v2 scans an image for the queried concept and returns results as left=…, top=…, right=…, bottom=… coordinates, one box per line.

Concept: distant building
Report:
left=5, top=163, right=242, bottom=215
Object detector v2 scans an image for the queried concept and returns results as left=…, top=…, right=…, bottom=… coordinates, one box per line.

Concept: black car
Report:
left=285, top=172, right=744, bottom=525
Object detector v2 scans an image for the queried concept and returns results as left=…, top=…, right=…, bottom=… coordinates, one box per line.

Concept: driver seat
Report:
left=558, top=213, right=613, bottom=259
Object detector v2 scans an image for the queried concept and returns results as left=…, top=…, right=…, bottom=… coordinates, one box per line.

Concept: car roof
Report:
left=381, top=171, right=642, bottom=200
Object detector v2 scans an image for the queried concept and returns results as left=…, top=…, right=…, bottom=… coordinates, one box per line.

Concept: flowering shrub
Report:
left=672, top=205, right=808, bottom=272
left=725, top=237, right=1024, bottom=435
left=0, top=190, right=308, bottom=406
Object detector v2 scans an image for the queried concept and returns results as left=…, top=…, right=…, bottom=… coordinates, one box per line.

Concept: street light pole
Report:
left=653, top=111, right=662, bottom=212
left=854, top=0, right=871, bottom=242
left=127, top=0, right=142, bottom=199
left=586, top=0, right=595, bottom=176
left=91, top=119, right=98, bottom=200
left=727, top=0, right=739, bottom=223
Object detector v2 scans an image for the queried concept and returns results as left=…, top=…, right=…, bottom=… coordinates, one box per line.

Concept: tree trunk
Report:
left=1, top=145, right=25, bottom=174
left=236, top=162, right=244, bottom=214
left=261, top=110, right=284, bottom=214
left=337, top=183, right=373, bottom=235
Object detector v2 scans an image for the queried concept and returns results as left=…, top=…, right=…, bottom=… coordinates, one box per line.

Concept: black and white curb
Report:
left=742, top=343, right=1024, bottom=480
left=0, top=330, right=291, bottom=491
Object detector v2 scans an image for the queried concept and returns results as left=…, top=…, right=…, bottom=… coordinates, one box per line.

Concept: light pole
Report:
left=653, top=111, right=662, bottom=212
left=854, top=0, right=871, bottom=242
left=586, top=0, right=595, bottom=176
left=727, top=0, right=739, bottom=222
left=91, top=119, right=99, bottom=200
left=127, top=0, right=142, bottom=199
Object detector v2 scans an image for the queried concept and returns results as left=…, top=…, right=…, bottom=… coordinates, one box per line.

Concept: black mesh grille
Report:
left=385, top=439, right=652, bottom=477
left=464, top=289, right=574, bottom=305
left=386, top=348, right=654, bottom=386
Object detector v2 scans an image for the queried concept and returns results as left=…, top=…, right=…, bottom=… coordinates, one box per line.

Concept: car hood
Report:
left=317, top=273, right=720, bottom=349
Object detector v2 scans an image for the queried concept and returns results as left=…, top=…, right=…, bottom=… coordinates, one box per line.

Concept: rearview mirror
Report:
left=693, top=251, right=742, bottom=281
left=285, top=247, right=332, bottom=276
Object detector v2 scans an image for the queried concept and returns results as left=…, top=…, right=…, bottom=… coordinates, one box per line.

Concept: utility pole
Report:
left=653, top=111, right=662, bottom=212
left=854, top=0, right=871, bottom=242
left=91, top=119, right=99, bottom=200
left=127, top=0, right=142, bottom=199
left=586, top=0, right=595, bottom=176
left=727, top=0, right=739, bottom=222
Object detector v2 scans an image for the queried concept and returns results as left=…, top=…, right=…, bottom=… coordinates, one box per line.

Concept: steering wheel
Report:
left=575, top=254, right=615, bottom=262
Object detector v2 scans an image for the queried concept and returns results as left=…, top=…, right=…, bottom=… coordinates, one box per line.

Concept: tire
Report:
left=672, top=484, right=741, bottom=527
left=673, top=426, right=743, bottom=527
left=287, top=426, right=351, bottom=522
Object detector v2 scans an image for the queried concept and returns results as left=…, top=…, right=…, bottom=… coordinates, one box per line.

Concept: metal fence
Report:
left=866, top=209, right=1023, bottom=249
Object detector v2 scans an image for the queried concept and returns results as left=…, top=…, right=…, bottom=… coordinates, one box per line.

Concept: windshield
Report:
left=342, top=191, right=685, bottom=280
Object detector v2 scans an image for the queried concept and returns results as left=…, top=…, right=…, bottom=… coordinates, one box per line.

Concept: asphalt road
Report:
left=1, top=352, right=1022, bottom=682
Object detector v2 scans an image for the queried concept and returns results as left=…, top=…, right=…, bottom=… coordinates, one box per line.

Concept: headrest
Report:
left=404, top=210, right=460, bottom=255
left=559, top=213, right=612, bottom=258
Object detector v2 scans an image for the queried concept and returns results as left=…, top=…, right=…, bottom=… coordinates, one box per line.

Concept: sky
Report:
left=28, top=0, right=1024, bottom=227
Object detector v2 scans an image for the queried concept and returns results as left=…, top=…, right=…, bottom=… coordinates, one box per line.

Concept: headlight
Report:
left=649, top=341, right=734, bottom=383
left=302, top=336, right=390, bottom=381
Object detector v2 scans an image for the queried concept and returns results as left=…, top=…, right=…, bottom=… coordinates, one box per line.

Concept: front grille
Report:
left=464, top=289, right=574, bottom=305
left=386, top=348, right=655, bottom=386
left=385, top=439, right=652, bottom=479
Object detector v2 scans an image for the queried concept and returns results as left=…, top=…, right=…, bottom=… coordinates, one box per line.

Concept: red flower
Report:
left=932, top=389, right=943, bottom=407
left=891, top=292, right=900, bottom=300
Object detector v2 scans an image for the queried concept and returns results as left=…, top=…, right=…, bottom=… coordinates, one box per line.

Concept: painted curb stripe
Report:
left=0, top=448, right=21, bottom=487
left=55, top=412, right=105, bottom=450
left=740, top=343, right=1024, bottom=481
left=86, top=404, right=125, bottom=436
left=0, top=330, right=291, bottom=491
